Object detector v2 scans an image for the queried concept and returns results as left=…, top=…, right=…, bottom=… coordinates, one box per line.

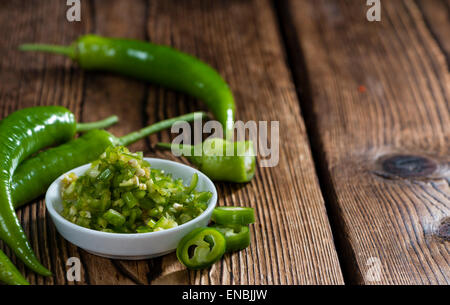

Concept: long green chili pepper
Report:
left=0, top=108, right=115, bottom=282
left=0, top=106, right=81, bottom=276
left=0, top=107, right=116, bottom=277
left=156, top=138, right=256, bottom=183
left=20, top=35, right=235, bottom=137
left=12, top=112, right=207, bottom=209
left=0, top=249, right=29, bottom=285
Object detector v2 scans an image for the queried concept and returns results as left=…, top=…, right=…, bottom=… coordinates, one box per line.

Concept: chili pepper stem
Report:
left=19, top=43, right=76, bottom=59
left=156, top=142, right=197, bottom=159
left=156, top=142, right=193, bottom=150
left=118, top=112, right=207, bottom=146
left=75, top=115, right=119, bottom=133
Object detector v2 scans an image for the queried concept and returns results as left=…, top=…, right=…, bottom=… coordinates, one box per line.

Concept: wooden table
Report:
left=0, top=0, right=448, bottom=285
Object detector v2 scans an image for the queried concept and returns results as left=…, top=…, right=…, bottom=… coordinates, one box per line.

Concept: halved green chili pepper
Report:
left=12, top=112, right=206, bottom=209
left=211, top=206, right=255, bottom=225
left=211, top=224, right=251, bottom=253
left=20, top=34, right=235, bottom=137
left=176, top=227, right=226, bottom=270
left=0, top=249, right=29, bottom=285
left=157, top=138, right=255, bottom=183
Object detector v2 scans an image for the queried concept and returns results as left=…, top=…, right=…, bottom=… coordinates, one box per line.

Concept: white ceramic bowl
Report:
left=45, top=158, right=217, bottom=260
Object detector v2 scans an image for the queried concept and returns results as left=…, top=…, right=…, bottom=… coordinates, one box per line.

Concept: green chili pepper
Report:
left=156, top=138, right=255, bottom=183
left=176, top=227, right=226, bottom=270
left=0, top=249, right=29, bottom=285
left=211, top=224, right=251, bottom=253
left=20, top=34, right=235, bottom=137
left=0, top=106, right=80, bottom=276
left=12, top=112, right=207, bottom=209
left=0, top=108, right=115, bottom=281
left=211, top=206, right=255, bottom=225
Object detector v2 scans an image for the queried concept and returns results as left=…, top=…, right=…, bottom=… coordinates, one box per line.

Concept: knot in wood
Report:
left=436, top=218, right=450, bottom=242
left=381, top=155, right=437, bottom=178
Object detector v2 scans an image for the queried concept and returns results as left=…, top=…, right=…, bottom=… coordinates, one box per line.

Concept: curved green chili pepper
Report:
left=12, top=112, right=206, bottom=209
left=0, top=249, right=29, bottom=285
left=20, top=35, right=235, bottom=137
left=211, top=224, right=251, bottom=253
left=0, top=106, right=78, bottom=276
left=211, top=206, right=255, bottom=225
left=0, top=107, right=117, bottom=277
left=176, top=227, right=226, bottom=270
left=157, top=138, right=255, bottom=183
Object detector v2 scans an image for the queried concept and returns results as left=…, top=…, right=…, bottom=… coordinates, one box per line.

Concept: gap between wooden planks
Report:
left=279, top=0, right=449, bottom=284
left=0, top=0, right=344, bottom=284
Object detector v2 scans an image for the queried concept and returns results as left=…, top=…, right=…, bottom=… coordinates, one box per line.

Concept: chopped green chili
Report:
left=60, top=146, right=212, bottom=233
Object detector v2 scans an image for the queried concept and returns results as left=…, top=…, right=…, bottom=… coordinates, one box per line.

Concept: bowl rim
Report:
left=45, top=157, right=217, bottom=240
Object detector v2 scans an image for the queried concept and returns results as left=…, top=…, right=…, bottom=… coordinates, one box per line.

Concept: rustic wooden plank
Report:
left=143, top=0, right=343, bottom=285
left=79, top=0, right=152, bottom=286
left=0, top=0, right=344, bottom=284
left=415, top=0, right=450, bottom=63
left=279, top=0, right=450, bottom=284
left=0, top=0, right=142, bottom=285
left=0, top=0, right=88, bottom=285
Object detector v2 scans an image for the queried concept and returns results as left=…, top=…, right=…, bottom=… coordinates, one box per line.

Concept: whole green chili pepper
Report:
left=157, top=138, right=256, bottom=183
left=20, top=35, right=235, bottom=137
left=12, top=112, right=206, bottom=209
left=0, top=108, right=115, bottom=281
left=0, top=249, right=29, bottom=285
left=0, top=107, right=116, bottom=276
left=0, top=106, right=80, bottom=276
left=176, top=227, right=226, bottom=270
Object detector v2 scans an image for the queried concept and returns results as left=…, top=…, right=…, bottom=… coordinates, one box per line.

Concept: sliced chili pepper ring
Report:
left=211, top=224, right=250, bottom=253
left=211, top=206, right=255, bottom=225
left=176, top=227, right=226, bottom=270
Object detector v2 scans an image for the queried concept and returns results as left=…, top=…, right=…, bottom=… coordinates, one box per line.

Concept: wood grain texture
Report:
left=0, top=0, right=343, bottom=284
left=279, top=0, right=449, bottom=284
left=415, top=0, right=450, bottom=65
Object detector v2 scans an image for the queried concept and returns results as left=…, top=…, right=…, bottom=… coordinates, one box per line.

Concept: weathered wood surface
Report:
left=416, top=0, right=450, bottom=62
left=1, top=0, right=448, bottom=286
left=0, top=0, right=344, bottom=284
left=279, top=0, right=449, bottom=284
